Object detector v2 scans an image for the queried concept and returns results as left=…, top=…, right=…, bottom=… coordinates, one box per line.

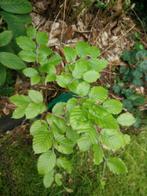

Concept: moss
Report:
left=0, top=132, right=50, bottom=196
left=0, top=128, right=147, bottom=196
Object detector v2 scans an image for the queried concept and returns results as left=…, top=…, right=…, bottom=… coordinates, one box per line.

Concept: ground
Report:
left=0, top=126, right=147, bottom=196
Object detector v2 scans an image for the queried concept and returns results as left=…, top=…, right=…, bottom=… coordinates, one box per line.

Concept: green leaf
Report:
left=31, top=75, right=41, bottom=85
left=55, top=173, right=62, bottom=186
left=89, top=46, right=100, bottom=58
left=30, top=120, right=48, bottom=136
left=123, top=134, right=130, bottom=145
left=52, top=117, right=67, bottom=134
left=89, top=59, right=108, bottom=72
left=0, top=11, right=31, bottom=37
left=87, top=127, right=98, bottom=144
left=56, top=73, right=72, bottom=88
left=76, top=41, right=91, bottom=57
left=45, top=73, right=56, bottom=83
left=117, top=112, right=136, bottom=126
left=77, top=135, right=91, bottom=151
left=52, top=124, right=65, bottom=143
left=63, top=47, right=77, bottom=62
left=0, top=52, right=26, bottom=70
left=38, top=46, right=53, bottom=65
left=46, top=54, right=61, bottom=67
left=138, top=60, right=147, bottom=72
left=52, top=102, right=66, bottom=116
left=57, top=157, right=72, bottom=174
left=26, top=26, right=37, bottom=39
left=10, top=95, right=30, bottom=107
left=68, top=80, right=79, bottom=92
left=83, top=70, right=100, bottom=83
left=76, top=43, right=101, bottom=58
left=76, top=41, right=89, bottom=56
left=55, top=139, right=74, bottom=155
left=128, top=94, right=145, bottom=106
left=16, top=36, right=36, bottom=51
left=76, top=81, right=90, bottom=96
left=0, top=65, right=6, bottom=86
left=92, top=144, right=104, bottom=165
left=36, top=31, right=48, bottom=45
left=69, top=106, right=87, bottom=130
left=0, top=30, right=13, bottom=47
left=66, top=128, right=79, bottom=143
left=0, top=0, right=32, bottom=14
left=103, top=99, right=123, bottom=114
left=38, top=46, right=52, bottom=57
left=89, top=86, right=108, bottom=102
left=132, top=78, right=143, bottom=86
left=39, top=63, right=56, bottom=74
left=10, top=95, right=30, bottom=119
left=66, top=98, right=77, bottom=112
left=33, top=131, right=53, bottom=154
left=25, top=102, right=46, bottom=119
left=19, top=50, right=36, bottom=62
left=12, top=106, right=26, bottom=119
left=100, top=129, right=125, bottom=151
left=28, top=90, right=43, bottom=103
left=23, top=68, right=38, bottom=77
left=99, top=114, right=119, bottom=130
left=107, top=157, right=128, bottom=174
left=37, top=151, right=56, bottom=175
left=72, top=59, right=89, bottom=79
left=43, top=170, right=54, bottom=188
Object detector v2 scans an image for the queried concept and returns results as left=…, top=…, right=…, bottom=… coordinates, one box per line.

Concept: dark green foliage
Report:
left=0, top=0, right=32, bottom=95
left=113, top=48, right=146, bottom=128
left=132, top=0, right=147, bottom=30
left=0, top=0, right=32, bottom=14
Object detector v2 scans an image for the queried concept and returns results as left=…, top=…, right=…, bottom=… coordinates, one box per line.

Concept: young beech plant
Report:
left=10, top=27, right=135, bottom=188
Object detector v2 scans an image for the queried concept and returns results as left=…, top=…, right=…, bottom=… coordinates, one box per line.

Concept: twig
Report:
left=132, top=8, right=147, bottom=37
left=60, top=0, right=67, bottom=42
left=100, top=24, right=136, bottom=55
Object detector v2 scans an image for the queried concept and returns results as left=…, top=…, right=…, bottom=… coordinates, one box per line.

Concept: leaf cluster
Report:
left=0, top=0, right=32, bottom=93
left=10, top=28, right=136, bottom=188
left=113, top=48, right=146, bottom=127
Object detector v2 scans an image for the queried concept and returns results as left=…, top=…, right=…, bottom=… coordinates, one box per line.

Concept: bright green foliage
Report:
left=37, top=151, right=56, bottom=175
left=107, top=157, right=128, bottom=174
left=16, top=27, right=61, bottom=85
left=103, top=99, right=123, bottom=114
left=43, top=170, right=54, bottom=188
left=16, top=36, right=36, bottom=51
left=10, top=90, right=46, bottom=119
left=64, top=47, right=77, bottom=62
left=10, top=34, right=135, bottom=188
left=100, top=129, right=129, bottom=151
left=89, top=86, right=108, bottom=102
left=117, top=112, right=136, bottom=127
left=92, top=144, right=104, bottom=165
